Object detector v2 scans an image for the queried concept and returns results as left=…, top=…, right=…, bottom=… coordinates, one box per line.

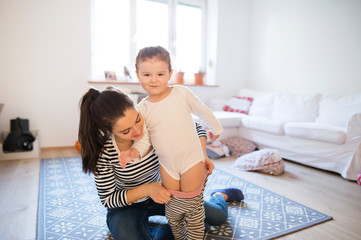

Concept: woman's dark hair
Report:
left=135, top=46, right=172, bottom=72
left=78, top=86, right=134, bottom=175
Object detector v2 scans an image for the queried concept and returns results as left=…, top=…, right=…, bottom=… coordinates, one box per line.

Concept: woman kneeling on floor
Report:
left=78, top=87, right=244, bottom=240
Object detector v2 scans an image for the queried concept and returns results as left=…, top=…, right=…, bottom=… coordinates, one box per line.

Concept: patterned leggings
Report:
left=165, top=179, right=207, bottom=240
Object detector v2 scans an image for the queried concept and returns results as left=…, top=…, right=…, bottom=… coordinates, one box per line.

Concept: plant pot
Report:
left=194, top=72, right=205, bottom=85
left=175, top=72, right=184, bottom=84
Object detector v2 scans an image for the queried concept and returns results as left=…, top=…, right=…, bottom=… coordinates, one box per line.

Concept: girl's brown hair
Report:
left=78, top=87, right=134, bottom=175
left=135, top=46, right=172, bottom=72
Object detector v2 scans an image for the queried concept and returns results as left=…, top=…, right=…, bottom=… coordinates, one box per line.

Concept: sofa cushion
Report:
left=315, top=94, right=361, bottom=128
left=249, top=93, right=276, bottom=117
left=238, top=88, right=276, bottom=117
left=347, top=112, right=361, bottom=139
left=284, top=122, right=346, bottom=144
left=271, top=93, right=320, bottom=123
left=223, top=96, right=253, bottom=114
left=242, top=116, right=285, bottom=135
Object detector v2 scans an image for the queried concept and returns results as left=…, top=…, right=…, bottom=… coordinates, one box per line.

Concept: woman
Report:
left=78, top=87, right=243, bottom=240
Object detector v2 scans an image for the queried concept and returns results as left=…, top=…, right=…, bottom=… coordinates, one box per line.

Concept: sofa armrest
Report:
left=346, top=112, right=361, bottom=140
left=206, top=98, right=227, bottom=111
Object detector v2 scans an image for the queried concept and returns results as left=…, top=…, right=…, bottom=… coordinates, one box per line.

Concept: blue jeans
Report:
left=106, top=194, right=228, bottom=240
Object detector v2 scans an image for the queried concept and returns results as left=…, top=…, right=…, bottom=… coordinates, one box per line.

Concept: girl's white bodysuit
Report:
left=134, top=85, right=223, bottom=180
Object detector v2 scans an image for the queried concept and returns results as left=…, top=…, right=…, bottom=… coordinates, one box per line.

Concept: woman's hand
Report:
left=204, top=157, right=214, bottom=175
left=147, top=182, right=172, bottom=204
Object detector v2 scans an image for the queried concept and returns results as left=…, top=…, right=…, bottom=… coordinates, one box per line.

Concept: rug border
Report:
left=37, top=157, right=81, bottom=240
left=211, top=168, right=333, bottom=240
left=36, top=158, right=47, bottom=240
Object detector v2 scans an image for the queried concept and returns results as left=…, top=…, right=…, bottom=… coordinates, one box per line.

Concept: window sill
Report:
left=88, top=81, right=219, bottom=87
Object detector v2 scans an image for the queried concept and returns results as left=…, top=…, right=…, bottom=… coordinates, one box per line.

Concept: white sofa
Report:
left=205, top=88, right=361, bottom=181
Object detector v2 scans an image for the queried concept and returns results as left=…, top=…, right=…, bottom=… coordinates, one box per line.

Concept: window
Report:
left=91, top=0, right=207, bottom=82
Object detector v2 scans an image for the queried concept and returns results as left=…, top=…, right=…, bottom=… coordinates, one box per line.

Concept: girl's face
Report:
left=136, top=58, right=173, bottom=102
left=112, top=107, right=145, bottom=142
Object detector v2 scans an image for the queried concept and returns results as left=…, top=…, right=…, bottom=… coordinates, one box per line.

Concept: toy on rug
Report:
left=206, top=139, right=232, bottom=159
left=357, top=172, right=361, bottom=185
left=233, top=148, right=285, bottom=175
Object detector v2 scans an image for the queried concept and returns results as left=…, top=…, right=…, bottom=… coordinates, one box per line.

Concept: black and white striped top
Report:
left=94, top=122, right=207, bottom=209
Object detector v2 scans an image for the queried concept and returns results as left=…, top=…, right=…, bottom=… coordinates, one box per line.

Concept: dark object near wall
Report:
left=3, top=118, right=35, bottom=152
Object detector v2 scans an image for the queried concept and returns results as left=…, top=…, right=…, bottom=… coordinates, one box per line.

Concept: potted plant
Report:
left=194, top=70, right=205, bottom=85
left=175, top=70, right=185, bottom=84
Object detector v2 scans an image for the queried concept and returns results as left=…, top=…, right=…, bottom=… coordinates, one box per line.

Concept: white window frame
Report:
left=91, top=0, right=207, bottom=81
left=173, top=0, right=207, bottom=73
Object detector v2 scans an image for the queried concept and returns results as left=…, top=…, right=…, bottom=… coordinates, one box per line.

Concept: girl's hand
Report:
left=148, top=182, right=172, bottom=204
left=118, top=150, right=136, bottom=168
left=204, top=157, right=214, bottom=175
left=207, top=131, right=220, bottom=141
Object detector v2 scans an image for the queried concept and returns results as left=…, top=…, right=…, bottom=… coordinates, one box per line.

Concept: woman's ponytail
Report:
left=78, top=88, right=105, bottom=174
left=78, top=87, right=134, bottom=175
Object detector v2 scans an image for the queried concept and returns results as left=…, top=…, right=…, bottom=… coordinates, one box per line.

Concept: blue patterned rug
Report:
left=37, top=157, right=332, bottom=240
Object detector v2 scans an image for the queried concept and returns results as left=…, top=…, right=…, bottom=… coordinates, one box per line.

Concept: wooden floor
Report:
left=0, top=147, right=360, bottom=240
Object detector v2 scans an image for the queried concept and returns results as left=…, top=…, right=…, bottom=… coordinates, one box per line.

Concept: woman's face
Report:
left=112, top=107, right=145, bottom=142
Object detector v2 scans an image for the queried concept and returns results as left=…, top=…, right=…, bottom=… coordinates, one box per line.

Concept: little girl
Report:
left=121, top=46, right=223, bottom=240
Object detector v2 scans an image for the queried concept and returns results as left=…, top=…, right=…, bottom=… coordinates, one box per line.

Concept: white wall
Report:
left=180, top=0, right=251, bottom=104
left=0, top=0, right=90, bottom=147
left=248, top=0, right=361, bottom=94
left=0, top=0, right=360, bottom=147
left=213, top=0, right=250, bottom=97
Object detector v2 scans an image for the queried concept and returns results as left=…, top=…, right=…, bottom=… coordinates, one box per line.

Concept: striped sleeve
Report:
left=93, top=138, right=161, bottom=209
left=195, top=121, right=207, bottom=138
left=94, top=143, right=129, bottom=208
